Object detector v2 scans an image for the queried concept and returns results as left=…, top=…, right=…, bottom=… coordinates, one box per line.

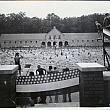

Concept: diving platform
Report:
left=103, top=29, right=110, bottom=40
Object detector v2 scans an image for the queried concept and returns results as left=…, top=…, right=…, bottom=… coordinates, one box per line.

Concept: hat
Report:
left=15, top=52, right=19, bottom=56
left=105, top=13, right=109, bottom=16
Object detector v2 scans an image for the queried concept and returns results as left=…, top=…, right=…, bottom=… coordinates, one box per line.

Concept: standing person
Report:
left=47, top=66, right=53, bottom=103
left=103, top=13, right=110, bottom=30
left=14, top=53, right=23, bottom=76
left=95, top=21, right=103, bottom=36
left=36, top=65, right=47, bottom=104
left=53, top=67, right=59, bottom=103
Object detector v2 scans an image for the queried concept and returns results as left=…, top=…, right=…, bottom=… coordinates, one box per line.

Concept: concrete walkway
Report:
left=34, top=102, right=79, bottom=107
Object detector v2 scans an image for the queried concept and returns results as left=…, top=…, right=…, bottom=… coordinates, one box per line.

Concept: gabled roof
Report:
left=0, top=27, right=99, bottom=41
left=47, top=26, right=63, bottom=36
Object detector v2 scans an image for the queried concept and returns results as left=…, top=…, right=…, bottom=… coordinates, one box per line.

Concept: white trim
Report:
left=16, top=77, right=79, bottom=92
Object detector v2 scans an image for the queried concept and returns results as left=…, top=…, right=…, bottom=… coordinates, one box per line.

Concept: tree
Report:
left=0, top=12, right=107, bottom=33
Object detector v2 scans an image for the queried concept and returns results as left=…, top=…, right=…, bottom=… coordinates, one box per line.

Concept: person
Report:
left=36, top=65, right=46, bottom=75
left=53, top=67, right=59, bottom=73
left=103, top=13, right=110, bottom=30
left=46, top=66, right=54, bottom=103
left=47, top=66, right=53, bottom=74
left=63, top=67, right=69, bottom=72
left=53, top=67, right=59, bottom=103
left=36, top=65, right=46, bottom=104
left=29, top=71, right=34, bottom=76
left=95, top=21, right=103, bottom=36
left=14, top=52, right=23, bottom=76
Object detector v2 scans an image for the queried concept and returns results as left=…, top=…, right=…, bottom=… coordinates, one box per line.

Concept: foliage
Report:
left=0, top=12, right=106, bottom=34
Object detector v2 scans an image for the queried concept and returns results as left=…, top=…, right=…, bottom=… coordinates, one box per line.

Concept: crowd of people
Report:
left=0, top=46, right=106, bottom=76
left=0, top=13, right=109, bottom=76
left=0, top=13, right=109, bottom=107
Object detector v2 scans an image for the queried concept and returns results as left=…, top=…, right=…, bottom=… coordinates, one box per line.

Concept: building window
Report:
left=15, top=41, right=16, bottom=44
left=59, top=35, right=61, bottom=39
left=82, top=40, right=84, bottom=42
left=53, top=42, right=56, bottom=46
left=9, top=41, right=11, bottom=43
left=64, top=41, right=68, bottom=47
left=49, top=36, right=51, bottom=39
left=53, top=35, right=56, bottom=40
left=36, top=41, right=37, bottom=43
left=77, top=40, right=79, bottom=42
left=92, top=40, right=94, bottom=42
left=20, top=41, right=22, bottom=44
left=87, top=40, right=89, bottom=42
left=59, top=41, right=63, bottom=47
left=25, top=41, right=27, bottom=43
left=42, top=42, right=45, bottom=46
left=30, top=41, right=32, bottom=43
left=4, top=41, right=6, bottom=44
left=47, top=42, right=51, bottom=47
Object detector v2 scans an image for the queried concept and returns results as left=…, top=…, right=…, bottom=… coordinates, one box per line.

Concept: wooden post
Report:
left=102, top=33, right=106, bottom=66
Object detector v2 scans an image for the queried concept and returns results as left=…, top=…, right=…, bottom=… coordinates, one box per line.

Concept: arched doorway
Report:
left=47, top=42, right=51, bottom=47
left=53, top=41, right=56, bottom=47
left=59, top=41, right=63, bottom=47
left=41, top=42, right=45, bottom=47
left=64, top=41, right=68, bottom=47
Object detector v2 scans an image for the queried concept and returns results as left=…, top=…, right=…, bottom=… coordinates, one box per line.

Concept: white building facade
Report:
left=0, top=26, right=102, bottom=48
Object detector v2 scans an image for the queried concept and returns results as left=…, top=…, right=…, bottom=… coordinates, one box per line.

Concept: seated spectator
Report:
left=63, top=67, right=69, bottom=72
left=29, top=71, right=34, bottom=76
left=36, top=65, right=46, bottom=75
left=47, top=66, right=53, bottom=74
left=49, top=66, right=52, bottom=71
left=53, top=67, right=59, bottom=73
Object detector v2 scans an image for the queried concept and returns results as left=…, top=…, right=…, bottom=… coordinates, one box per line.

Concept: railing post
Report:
left=102, top=32, right=106, bottom=66
left=77, top=63, right=105, bottom=107
left=103, top=71, right=110, bottom=106
left=0, top=65, right=18, bottom=108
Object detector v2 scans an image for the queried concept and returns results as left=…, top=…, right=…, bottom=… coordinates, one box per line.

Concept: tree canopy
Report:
left=0, top=12, right=106, bottom=34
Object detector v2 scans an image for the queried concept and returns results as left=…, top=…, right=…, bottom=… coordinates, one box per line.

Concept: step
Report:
left=34, top=102, right=79, bottom=107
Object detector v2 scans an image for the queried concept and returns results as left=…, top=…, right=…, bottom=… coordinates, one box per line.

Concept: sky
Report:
left=0, top=1, right=110, bottom=18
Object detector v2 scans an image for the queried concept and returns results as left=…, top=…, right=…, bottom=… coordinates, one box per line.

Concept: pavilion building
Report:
left=0, top=26, right=102, bottom=48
